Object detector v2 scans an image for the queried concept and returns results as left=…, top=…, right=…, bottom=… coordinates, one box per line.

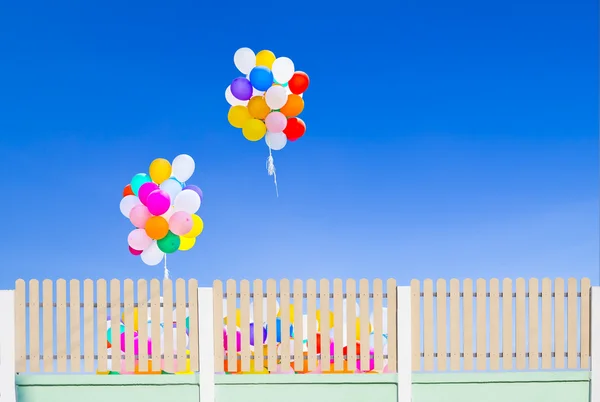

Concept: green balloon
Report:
left=131, top=173, right=151, bottom=195
left=157, top=231, right=181, bottom=254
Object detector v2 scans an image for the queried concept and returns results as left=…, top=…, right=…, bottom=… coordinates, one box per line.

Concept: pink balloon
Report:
left=120, top=332, right=152, bottom=356
left=138, top=182, right=159, bottom=205
left=265, top=111, right=287, bottom=133
left=146, top=189, right=171, bottom=216
left=129, top=246, right=142, bottom=256
left=356, top=347, right=375, bottom=371
left=223, top=328, right=241, bottom=352
left=169, top=211, right=193, bottom=235
left=128, top=229, right=152, bottom=251
left=130, top=205, right=152, bottom=228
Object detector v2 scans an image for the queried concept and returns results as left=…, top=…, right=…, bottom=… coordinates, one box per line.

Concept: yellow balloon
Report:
left=183, top=215, right=204, bottom=238
left=316, top=311, right=334, bottom=330
left=277, top=305, right=295, bottom=323
left=242, top=119, right=267, bottom=141
left=247, top=96, right=270, bottom=120
left=179, top=236, right=196, bottom=251
left=228, top=105, right=251, bottom=128
left=256, top=50, right=276, bottom=69
left=149, top=158, right=172, bottom=185
left=354, top=318, right=373, bottom=340
left=224, top=309, right=242, bottom=327
left=121, top=308, right=139, bottom=332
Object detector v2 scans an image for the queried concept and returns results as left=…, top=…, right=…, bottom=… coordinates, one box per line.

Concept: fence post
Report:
left=198, top=287, right=215, bottom=402
left=0, top=290, right=16, bottom=402
left=396, top=286, right=412, bottom=402
left=591, top=287, right=600, bottom=402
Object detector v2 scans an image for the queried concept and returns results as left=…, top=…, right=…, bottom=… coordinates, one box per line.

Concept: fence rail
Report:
left=10, top=277, right=592, bottom=375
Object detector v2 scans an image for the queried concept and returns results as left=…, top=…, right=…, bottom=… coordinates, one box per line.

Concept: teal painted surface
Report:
left=216, top=374, right=398, bottom=402
left=15, top=371, right=591, bottom=402
left=413, top=371, right=590, bottom=402
left=16, top=375, right=200, bottom=402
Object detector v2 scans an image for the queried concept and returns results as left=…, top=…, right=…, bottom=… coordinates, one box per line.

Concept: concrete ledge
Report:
left=16, top=374, right=199, bottom=386
left=215, top=374, right=399, bottom=385
left=412, top=371, right=590, bottom=384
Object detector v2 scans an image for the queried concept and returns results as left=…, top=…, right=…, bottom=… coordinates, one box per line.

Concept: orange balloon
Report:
left=145, top=216, right=169, bottom=240
left=279, top=94, right=304, bottom=117
left=123, top=184, right=134, bottom=197
left=247, top=96, right=270, bottom=120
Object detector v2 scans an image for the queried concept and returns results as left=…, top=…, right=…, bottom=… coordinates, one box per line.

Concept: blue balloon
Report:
left=249, top=66, right=274, bottom=92
left=269, top=318, right=293, bottom=343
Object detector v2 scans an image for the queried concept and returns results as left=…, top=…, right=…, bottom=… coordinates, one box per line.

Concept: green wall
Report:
left=15, top=371, right=590, bottom=402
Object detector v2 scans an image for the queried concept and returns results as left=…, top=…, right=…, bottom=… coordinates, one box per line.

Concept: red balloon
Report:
left=283, top=117, right=306, bottom=141
left=123, top=184, right=134, bottom=197
left=129, top=246, right=142, bottom=256
left=288, top=72, right=310, bottom=95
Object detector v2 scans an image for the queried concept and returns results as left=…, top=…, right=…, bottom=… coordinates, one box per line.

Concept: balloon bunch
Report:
left=226, top=47, right=310, bottom=196
left=119, top=155, right=204, bottom=277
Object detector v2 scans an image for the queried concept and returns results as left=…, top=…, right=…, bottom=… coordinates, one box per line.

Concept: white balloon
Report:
left=369, top=308, right=388, bottom=334
left=171, top=154, right=195, bottom=182
left=272, top=57, right=295, bottom=84
left=128, top=229, right=152, bottom=251
left=265, top=86, right=288, bottom=109
left=234, top=47, right=256, bottom=75
left=161, top=206, right=175, bottom=221
left=120, top=195, right=141, bottom=218
left=160, top=178, right=183, bottom=204
left=225, top=86, right=248, bottom=107
left=265, top=132, right=287, bottom=151
left=141, top=242, right=164, bottom=266
left=174, top=189, right=201, bottom=214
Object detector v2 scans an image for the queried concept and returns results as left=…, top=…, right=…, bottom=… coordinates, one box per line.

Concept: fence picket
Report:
left=266, top=279, right=277, bottom=373
left=252, top=280, right=264, bottom=372
left=225, top=279, right=237, bottom=373
left=306, top=279, right=317, bottom=371
left=212, top=280, right=224, bottom=372
left=320, top=279, right=332, bottom=372
left=96, top=279, right=108, bottom=373
left=293, top=280, right=304, bottom=373
left=502, top=279, right=513, bottom=370
left=359, top=279, right=369, bottom=372
left=137, top=280, right=149, bottom=373
left=123, top=279, right=135, bottom=373
left=489, top=279, right=500, bottom=371
left=555, top=278, right=565, bottom=369
left=528, top=278, right=539, bottom=370
left=515, top=278, right=526, bottom=370
left=449, top=279, right=460, bottom=371
left=387, top=278, right=397, bottom=373
left=423, top=279, right=434, bottom=371
left=436, top=279, right=447, bottom=371
left=410, top=279, right=420, bottom=372
left=15, top=280, right=26, bottom=373
left=110, top=279, right=121, bottom=373
left=56, top=279, right=67, bottom=372
left=280, top=279, right=291, bottom=372
left=581, top=278, right=591, bottom=369
left=29, top=280, right=40, bottom=372
left=42, top=279, right=53, bottom=372
left=239, top=280, right=251, bottom=372
left=463, top=279, right=473, bottom=371
left=175, top=279, right=187, bottom=372
left=188, top=279, right=199, bottom=372
left=162, top=279, right=174, bottom=373
left=476, top=279, right=486, bottom=371
left=332, top=279, right=344, bottom=371
left=541, top=278, right=552, bottom=369
left=373, top=279, right=384, bottom=371
left=345, top=279, right=357, bottom=372
left=83, top=279, right=94, bottom=372
left=69, top=280, right=81, bottom=372
left=150, top=279, right=161, bottom=371
left=567, top=278, right=577, bottom=369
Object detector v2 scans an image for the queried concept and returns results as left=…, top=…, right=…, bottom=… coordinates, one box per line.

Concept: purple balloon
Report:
left=146, top=189, right=171, bottom=216
left=230, top=77, right=253, bottom=101
left=138, top=182, right=159, bottom=206
left=249, top=322, right=267, bottom=346
left=183, top=185, right=203, bottom=202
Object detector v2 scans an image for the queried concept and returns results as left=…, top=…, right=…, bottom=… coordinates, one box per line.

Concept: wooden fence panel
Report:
left=137, top=279, right=149, bottom=373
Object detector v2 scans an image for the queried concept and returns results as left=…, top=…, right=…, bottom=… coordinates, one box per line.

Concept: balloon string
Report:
left=266, top=147, right=279, bottom=197
left=164, top=255, right=170, bottom=279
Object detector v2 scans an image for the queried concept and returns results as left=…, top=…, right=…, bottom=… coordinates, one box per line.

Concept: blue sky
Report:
left=0, top=0, right=597, bottom=289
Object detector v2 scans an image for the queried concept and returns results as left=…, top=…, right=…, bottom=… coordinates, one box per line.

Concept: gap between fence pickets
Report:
left=591, top=287, right=600, bottom=402
left=0, top=290, right=16, bottom=402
